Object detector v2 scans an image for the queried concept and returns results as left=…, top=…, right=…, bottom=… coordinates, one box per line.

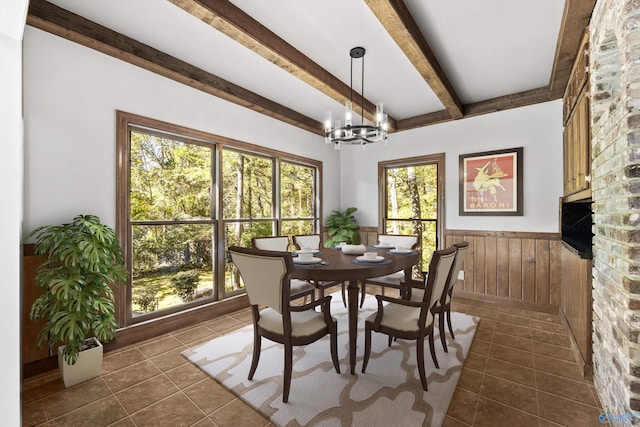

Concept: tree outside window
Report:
left=381, top=155, right=443, bottom=277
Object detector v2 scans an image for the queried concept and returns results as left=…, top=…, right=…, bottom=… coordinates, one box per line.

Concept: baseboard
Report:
left=559, top=308, right=593, bottom=381
left=23, top=294, right=250, bottom=379
left=454, top=290, right=559, bottom=314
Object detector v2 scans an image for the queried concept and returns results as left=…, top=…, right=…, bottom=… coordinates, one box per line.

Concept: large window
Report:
left=128, top=129, right=216, bottom=319
left=116, top=112, right=320, bottom=325
left=222, top=152, right=320, bottom=292
left=280, top=161, right=318, bottom=236
left=380, top=154, right=444, bottom=277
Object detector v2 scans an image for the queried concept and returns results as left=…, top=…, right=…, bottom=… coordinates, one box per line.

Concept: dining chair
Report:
left=228, top=246, right=340, bottom=402
left=252, top=236, right=291, bottom=251
left=293, top=234, right=347, bottom=306
left=403, top=241, right=469, bottom=353
left=361, top=246, right=456, bottom=391
left=252, top=236, right=315, bottom=302
left=361, top=234, right=419, bottom=307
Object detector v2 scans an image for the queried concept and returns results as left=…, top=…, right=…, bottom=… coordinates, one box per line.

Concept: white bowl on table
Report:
left=341, top=244, right=366, bottom=255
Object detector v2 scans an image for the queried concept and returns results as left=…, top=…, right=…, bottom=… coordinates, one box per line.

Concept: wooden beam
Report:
left=27, top=0, right=324, bottom=136
left=548, top=0, right=596, bottom=99
left=169, top=0, right=397, bottom=131
left=365, top=0, right=463, bottom=119
left=463, top=86, right=553, bottom=118
left=396, top=87, right=552, bottom=131
left=396, top=110, right=452, bottom=132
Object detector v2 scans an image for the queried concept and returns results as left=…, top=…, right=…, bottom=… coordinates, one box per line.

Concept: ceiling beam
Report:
left=26, top=0, right=324, bottom=136
left=365, top=0, right=463, bottom=120
left=396, top=110, right=452, bottom=132
left=463, top=86, right=553, bottom=118
left=548, top=0, right=596, bottom=99
left=396, top=86, right=552, bottom=131
left=169, top=0, right=397, bottom=131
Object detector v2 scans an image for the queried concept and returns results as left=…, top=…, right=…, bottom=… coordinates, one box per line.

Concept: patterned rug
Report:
left=183, top=293, right=478, bottom=426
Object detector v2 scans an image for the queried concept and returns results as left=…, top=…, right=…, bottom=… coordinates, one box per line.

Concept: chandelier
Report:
left=324, top=47, right=388, bottom=150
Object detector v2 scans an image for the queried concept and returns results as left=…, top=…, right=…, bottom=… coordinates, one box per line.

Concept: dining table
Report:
left=291, top=246, right=420, bottom=374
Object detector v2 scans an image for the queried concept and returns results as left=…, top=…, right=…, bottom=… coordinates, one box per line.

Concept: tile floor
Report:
left=22, top=289, right=603, bottom=426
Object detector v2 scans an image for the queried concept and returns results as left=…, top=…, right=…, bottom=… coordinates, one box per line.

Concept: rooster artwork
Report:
left=472, top=159, right=508, bottom=203
left=460, top=147, right=522, bottom=215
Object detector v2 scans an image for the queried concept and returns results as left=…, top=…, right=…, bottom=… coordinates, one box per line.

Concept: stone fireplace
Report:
left=591, top=0, right=640, bottom=418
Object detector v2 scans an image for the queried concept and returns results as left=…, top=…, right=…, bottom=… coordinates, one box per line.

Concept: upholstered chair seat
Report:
left=258, top=308, right=331, bottom=337
left=365, top=303, right=434, bottom=333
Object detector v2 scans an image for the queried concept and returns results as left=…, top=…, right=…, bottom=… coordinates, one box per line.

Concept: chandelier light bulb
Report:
left=345, top=102, right=353, bottom=127
left=324, top=111, right=332, bottom=143
left=376, top=102, right=384, bottom=126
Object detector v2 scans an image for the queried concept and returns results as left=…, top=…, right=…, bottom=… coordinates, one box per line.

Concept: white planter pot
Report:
left=341, top=244, right=366, bottom=255
left=58, top=337, right=103, bottom=388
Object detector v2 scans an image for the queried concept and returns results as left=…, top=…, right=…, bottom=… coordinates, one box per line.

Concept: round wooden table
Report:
left=292, top=247, right=420, bottom=374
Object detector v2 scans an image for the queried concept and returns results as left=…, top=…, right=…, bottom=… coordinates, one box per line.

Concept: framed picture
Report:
left=459, top=147, right=523, bottom=216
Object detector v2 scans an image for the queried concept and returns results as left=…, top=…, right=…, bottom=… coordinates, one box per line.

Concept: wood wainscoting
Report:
left=444, top=230, right=563, bottom=313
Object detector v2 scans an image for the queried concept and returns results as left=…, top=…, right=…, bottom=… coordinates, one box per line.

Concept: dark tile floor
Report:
left=22, top=288, right=602, bottom=426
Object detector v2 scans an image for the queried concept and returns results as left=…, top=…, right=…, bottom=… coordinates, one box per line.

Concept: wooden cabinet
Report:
left=560, top=243, right=592, bottom=378
left=563, top=31, right=591, bottom=201
left=22, top=246, right=51, bottom=365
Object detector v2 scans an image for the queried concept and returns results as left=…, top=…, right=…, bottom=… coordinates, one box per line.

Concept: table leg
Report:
left=347, top=279, right=359, bottom=374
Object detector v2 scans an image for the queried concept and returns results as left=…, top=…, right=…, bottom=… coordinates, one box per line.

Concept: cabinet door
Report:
left=563, top=124, right=573, bottom=195
left=574, top=90, right=591, bottom=193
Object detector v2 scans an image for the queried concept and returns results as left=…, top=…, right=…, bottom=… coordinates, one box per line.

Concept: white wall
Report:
left=1, top=1, right=29, bottom=424
left=22, top=27, right=341, bottom=233
left=340, top=101, right=564, bottom=232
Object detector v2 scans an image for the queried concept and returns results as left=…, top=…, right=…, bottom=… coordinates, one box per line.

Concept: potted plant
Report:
left=28, top=214, right=128, bottom=387
left=324, top=207, right=362, bottom=248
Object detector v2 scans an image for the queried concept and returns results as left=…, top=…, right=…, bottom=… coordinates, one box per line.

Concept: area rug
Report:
left=183, top=293, right=479, bottom=426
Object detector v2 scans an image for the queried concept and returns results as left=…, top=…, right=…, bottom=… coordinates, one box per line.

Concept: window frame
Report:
left=116, top=111, right=322, bottom=327
left=378, top=153, right=445, bottom=264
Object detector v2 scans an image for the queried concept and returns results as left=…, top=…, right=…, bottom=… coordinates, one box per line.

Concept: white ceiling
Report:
left=42, top=0, right=567, bottom=129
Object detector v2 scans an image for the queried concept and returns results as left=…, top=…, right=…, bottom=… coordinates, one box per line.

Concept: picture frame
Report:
left=459, top=147, right=523, bottom=216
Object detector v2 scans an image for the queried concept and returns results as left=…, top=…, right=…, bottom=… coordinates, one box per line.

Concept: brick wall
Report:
left=591, top=0, right=640, bottom=419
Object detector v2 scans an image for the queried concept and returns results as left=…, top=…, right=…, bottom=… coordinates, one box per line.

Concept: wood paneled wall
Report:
left=445, top=230, right=563, bottom=312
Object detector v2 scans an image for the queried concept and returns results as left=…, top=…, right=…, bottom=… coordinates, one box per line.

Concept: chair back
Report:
left=377, top=234, right=418, bottom=249
left=293, top=234, right=321, bottom=250
left=443, top=242, right=469, bottom=301
left=229, top=246, right=291, bottom=313
left=252, top=236, right=290, bottom=251
left=422, top=247, right=457, bottom=310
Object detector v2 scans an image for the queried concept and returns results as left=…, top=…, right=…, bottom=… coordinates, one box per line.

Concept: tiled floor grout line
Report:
left=470, top=318, right=493, bottom=426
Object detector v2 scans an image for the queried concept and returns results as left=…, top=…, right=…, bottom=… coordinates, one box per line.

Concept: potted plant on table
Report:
left=28, top=214, right=128, bottom=387
left=324, top=207, right=365, bottom=253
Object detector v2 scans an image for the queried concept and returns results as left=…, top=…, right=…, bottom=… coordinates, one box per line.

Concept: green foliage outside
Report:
left=128, top=130, right=438, bottom=313
left=385, top=164, right=439, bottom=276
left=171, top=270, right=200, bottom=302
left=132, top=287, right=158, bottom=312
left=129, top=131, right=319, bottom=312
